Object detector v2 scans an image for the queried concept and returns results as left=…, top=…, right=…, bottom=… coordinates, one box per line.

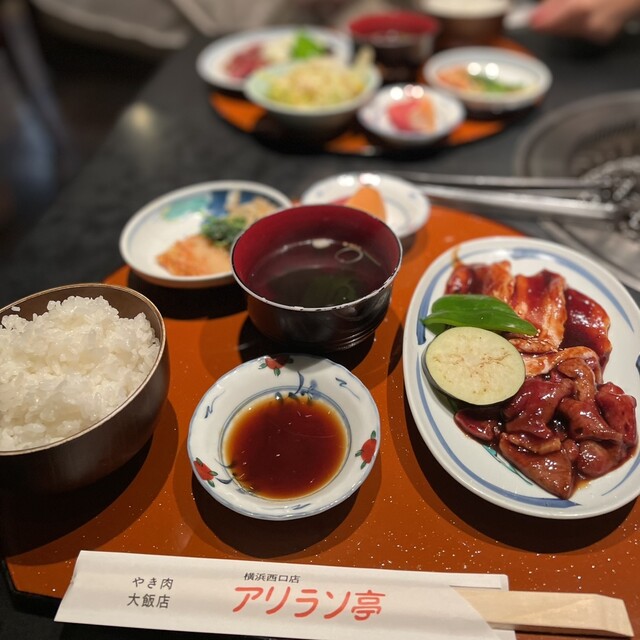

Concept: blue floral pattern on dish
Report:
left=404, top=236, right=640, bottom=519
left=160, top=190, right=281, bottom=222
left=187, top=354, right=380, bottom=520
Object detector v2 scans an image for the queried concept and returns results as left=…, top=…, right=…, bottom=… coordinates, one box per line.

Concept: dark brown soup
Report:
left=248, top=239, right=389, bottom=308
left=224, top=393, right=348, bottom=500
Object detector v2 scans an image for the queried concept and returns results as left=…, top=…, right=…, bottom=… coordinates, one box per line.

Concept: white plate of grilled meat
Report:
left=403, top=236, right=640, bottom=519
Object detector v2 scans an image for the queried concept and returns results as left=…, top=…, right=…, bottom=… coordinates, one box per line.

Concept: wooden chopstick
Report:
left=455, top=588, right=634, bottom=638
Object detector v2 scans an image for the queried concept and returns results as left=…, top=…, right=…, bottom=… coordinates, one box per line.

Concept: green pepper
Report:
left=421, top=294, right=538, bottom=336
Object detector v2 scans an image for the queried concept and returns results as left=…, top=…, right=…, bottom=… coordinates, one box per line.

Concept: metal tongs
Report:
left=386, top=170, right=634, bottom=224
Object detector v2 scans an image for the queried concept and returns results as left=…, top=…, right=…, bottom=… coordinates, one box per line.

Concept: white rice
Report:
left=0, top=295, right=160, bottom=451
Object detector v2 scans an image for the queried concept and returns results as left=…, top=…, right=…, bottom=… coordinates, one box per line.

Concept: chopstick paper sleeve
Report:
left=55, top=551, right=508, bottom=639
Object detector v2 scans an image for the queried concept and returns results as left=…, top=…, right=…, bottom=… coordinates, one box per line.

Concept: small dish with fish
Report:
left=403, top=236, right=640, bottom=519
left=196, top=25, right=352, bottom=92
left=119, top=181, right=291, bottom=289
left=300, top=171, right=430, bottom=239
left=423, top=47, right=552, bottom=115
left=357, top=83, right=465, bottom=148
left=187, top=354, right=380, bottom=520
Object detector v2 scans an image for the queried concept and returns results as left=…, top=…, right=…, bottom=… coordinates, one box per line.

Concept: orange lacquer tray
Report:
left=210, top=38, right=532, bottom=156
left=210, top=92, right=507, bottom=156
left=2, top=208, right=639, bottom=639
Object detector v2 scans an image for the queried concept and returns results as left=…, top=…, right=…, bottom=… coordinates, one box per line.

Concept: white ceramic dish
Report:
left=403, top=236, right=640, bottom=519
left=196, top=25, right=352, bottom=92
left=300, top=172, right=430, bottom=239
left=358, top=84, right=466, bottom=147
left=244, top=59, right=381, bottom=135
left=188, top=354, right=380, bottom=520
left=423, top=46, right=552, bottom=114
left=119, top=181, right=291, bottom=289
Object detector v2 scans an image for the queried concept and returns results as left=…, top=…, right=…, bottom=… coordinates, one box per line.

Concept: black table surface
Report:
left=1, top=28, right=640, bottom=640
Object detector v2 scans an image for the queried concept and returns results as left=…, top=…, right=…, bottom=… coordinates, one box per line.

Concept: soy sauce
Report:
left=224, top=394, right=348, bottom=500
left=249, top=239, right=389, bottom=308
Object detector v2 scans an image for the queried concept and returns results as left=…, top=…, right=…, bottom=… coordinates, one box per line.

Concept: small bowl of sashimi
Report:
left=0, top=283, right=169, bottom=493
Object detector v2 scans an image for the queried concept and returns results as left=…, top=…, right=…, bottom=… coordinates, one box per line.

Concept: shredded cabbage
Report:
left=265, top=58, right=367, bottom=108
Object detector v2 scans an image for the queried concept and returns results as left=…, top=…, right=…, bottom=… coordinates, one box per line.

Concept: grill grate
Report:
left=514, top=91, right=640, bottom=291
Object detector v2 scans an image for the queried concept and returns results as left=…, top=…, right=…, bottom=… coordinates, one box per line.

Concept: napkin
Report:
left=56, top=551, right=514, bottom=639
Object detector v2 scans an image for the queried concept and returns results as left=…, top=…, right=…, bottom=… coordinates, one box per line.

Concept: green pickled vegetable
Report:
left=301, top=273, right=358, bottom=307
left=200, top=216, right=247, bottom=250
left=421, top=294, right=537, bottom=336
left=469, top=72, right=523, bottom=93
left=291, top=32, right=326, bottom=59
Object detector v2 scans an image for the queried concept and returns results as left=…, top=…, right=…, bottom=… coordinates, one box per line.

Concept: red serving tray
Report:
left=2, top=208, right=638, bottom=639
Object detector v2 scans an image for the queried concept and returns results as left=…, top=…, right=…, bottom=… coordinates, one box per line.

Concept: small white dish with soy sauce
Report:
left=187, top=354, right=380, bottom=520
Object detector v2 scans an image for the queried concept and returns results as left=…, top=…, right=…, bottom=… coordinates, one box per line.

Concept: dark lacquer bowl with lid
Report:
left=231, top=204, right=402, bottom=352
left=348, top=10, right=440, bottom=82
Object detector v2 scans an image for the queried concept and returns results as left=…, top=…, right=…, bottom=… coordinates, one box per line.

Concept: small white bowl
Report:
left=300, top=171, right=430, bottom=239
left=119, top=181, right=292, bottom=289
left=424, top=46, right=552, bottom=115
left=187, top=354, right=380, bottom=520
left=358, top=83, right=465, bottom=147
left=419, top=0, right=509, bottom=47
left=244, top=58, right=382, bottom=137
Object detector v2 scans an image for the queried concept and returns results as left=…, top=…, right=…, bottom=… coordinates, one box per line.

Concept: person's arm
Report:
left=530, top=0, right=640, bottom=43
